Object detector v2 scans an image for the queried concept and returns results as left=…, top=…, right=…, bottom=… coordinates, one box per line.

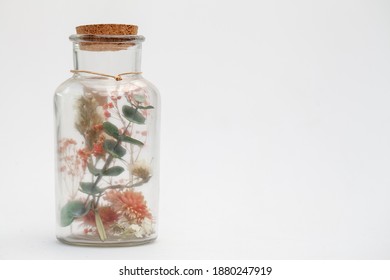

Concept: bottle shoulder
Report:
left=54, top=77, right=82, bottom=96
left=137, top=76, right=159, bottom=93
left=132, top=75, right=160, bottom=99
left=54, top=75, right=160, bottom=101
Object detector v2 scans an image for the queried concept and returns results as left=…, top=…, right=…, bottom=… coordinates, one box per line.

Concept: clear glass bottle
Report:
left=54, top=24, right=160, bottom=246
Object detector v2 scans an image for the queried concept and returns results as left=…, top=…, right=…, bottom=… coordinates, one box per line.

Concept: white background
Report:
left=0, top=0, right=390, bottom=259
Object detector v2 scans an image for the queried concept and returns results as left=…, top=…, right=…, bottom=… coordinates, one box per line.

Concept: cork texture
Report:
left=76, top=24, right=138, bottom=35
left=75, top=24, right=139, bottom=51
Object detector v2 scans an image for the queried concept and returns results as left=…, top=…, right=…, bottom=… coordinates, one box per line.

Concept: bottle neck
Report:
left=73, top=43, right=142, bottom=74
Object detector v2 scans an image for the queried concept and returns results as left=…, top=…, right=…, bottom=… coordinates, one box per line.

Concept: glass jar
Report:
left=54, top=24, right=160, bottom=246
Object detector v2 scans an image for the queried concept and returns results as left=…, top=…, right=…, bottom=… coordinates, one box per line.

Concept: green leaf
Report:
left=122, top=105, right=145, bottom=124
left=103, top=139, right=126, bottom=158
left=102, top=166, right=125, bottom=176
left=60, top=201, right=91, bottom=227
left=133, top=94, right=146, bottom=103
left=103, top=122, right=120, bottom=138
left=138, top=105, right=154, bottom=110
left=119, top=135, right=144, bottom=146
left=95, top=210, right=107, bottom=241
left=79, top=182, right=103, bottom=195
left=87, top=161, right=101, bottom=176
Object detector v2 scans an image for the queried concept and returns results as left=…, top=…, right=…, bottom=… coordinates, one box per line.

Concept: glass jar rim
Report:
left=69, top=34, right=145, bottom=44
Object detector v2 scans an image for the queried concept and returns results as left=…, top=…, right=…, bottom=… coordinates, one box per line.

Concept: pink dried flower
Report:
left=104, top=110, right=111, bottom=118
left=104, top=190, right=152, bottom=223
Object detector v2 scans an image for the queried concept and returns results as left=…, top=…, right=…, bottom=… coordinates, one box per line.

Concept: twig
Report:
left=102, top=176, right=151, bottom=191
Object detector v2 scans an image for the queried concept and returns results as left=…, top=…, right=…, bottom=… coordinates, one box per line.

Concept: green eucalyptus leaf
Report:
left=133, top=94, right=146, bottom=103
left=138, top=105, right=154, bottom=110
left=103, top=139, right=126, bottom=158
left=122, top=105, right=145, bottom=124
left=60, top=200, right=91, bottom=227
left=102, top=166, right=125, bottom=176
left=119, top=135, right=144, bottom=146
left=87, top=161, right=101, bottom=176
left=79, top=182, right=103, bottom=195
left=103, top=122, right=120, bottom=138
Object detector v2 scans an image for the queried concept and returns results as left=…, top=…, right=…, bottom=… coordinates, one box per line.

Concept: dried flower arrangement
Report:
left=58, top=87, right=155, bottom=241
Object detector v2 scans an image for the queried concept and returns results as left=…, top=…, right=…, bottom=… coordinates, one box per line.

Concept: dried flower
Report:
left=83, top=228, right=93, bottom=235
left=130, top=161, right=151, bottom=180
left=92, top=134, right=106, bottom=157
left=103, top=102, right=114, bottom=109
left=130, top=224, right=143, bottom=238
left=104, top=190, right=152, bottom=223
left=141, top=218, right=153, bottom=236
left=77, top=148, right=91, bottom=170
left=93, top=124, right=103, bottom=131
left=92, top=143, right=104, bottom=156
left=75, top=95, right=104, bottom=149
left=128, top=218, right=153, bottom=238
left=104, top=110, right=111, bottom=118
left=110, top=95, right=121, bottom=101
left=58, top=138, right=77, bottom=153
left=58, top=138, right=84, bottom=176
left=82, top=207, right=118, bottom=228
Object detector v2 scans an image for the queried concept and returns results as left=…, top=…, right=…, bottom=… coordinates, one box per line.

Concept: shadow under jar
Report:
left=54, top=24, right=160, bottom=246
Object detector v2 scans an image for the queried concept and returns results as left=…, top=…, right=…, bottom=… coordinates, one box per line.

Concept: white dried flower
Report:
left=130, top=224, right=144, bottom=238
left=141, top=218, right=153, bottom=236
left=130, top=161, right=151, bottom=180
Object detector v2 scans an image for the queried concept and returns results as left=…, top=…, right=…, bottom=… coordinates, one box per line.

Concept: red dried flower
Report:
left=83, top=207, right=118, bottom=228
left=103, top=102, right=114, bottom=109
left=104, top=110, right=111, bottom=118
left=93, top=124, right=103, bottom=131
left=92, top=142, right=104, bottom=156
left=91, top=134, right=106, bottom=157
left=77, top=148, right=91, bottom=170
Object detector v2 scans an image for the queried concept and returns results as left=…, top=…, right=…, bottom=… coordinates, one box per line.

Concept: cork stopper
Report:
left=76, top=24, right=138, bottom=36
left=75, top=24, right=140, bottom=51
